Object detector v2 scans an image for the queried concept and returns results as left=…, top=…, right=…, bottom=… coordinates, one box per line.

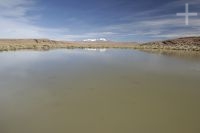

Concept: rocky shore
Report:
left=139, top=37, right=200, bottom=51
left=0, top=39, right=138, bottom=51
left=0, top=37, right=200, bottom=52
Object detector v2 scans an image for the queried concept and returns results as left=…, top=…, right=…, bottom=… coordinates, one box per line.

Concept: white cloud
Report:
left=0, top=0, right=35, bottom=18
left=0, top=0, right=32, bottom=8
left=100, top=0, right=200, bottom=41
left=0, top=0, right=67, bottom=40
left=1, top=0, right=200, bottom=41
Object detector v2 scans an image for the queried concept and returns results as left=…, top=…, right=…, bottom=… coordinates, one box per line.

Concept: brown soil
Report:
left=0, top=37, right=200, bottom=52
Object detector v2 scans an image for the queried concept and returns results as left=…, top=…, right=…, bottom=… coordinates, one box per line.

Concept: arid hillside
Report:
left=0, top=39, right=138, bottom=51
left=139, top=37, right=200, bottom=51
left=0, top=37, right=200, bottom=51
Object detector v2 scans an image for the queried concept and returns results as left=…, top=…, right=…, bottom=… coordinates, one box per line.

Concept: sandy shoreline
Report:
left=0, top=39, right=139, bottom=51
left=0, top=37, right=200, bottom=52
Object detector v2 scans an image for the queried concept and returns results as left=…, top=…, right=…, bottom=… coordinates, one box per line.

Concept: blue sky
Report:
left=0, top=0, right=200, bottom=42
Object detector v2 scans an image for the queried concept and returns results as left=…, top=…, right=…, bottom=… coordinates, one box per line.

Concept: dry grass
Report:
left=0, top=39, right=139, bottom=51
left=0, top=37, right=200, bottom=52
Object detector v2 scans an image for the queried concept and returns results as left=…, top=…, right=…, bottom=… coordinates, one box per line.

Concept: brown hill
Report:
left=0, top=37, right=200, bottom=51
left=0, top=39, right=138, bottom=51
left=139, top=37, right=200, bottom=51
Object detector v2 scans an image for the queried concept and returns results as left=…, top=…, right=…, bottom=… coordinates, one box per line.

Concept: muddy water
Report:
left=0, top=49, right=200, bottom=133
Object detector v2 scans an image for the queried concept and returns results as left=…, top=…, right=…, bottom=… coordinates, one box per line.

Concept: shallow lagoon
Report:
left=0, top=49, right=200, bottom=133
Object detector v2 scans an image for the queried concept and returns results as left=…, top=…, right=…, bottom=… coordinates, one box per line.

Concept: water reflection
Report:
left=84, top=48, right=107, bottom=52
left=0, top=49, right=200, bottom=133
left=140, top=49, right=200, bottom=60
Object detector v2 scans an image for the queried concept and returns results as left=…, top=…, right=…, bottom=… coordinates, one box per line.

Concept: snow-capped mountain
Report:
left=83, top=38, right=108, bottom=42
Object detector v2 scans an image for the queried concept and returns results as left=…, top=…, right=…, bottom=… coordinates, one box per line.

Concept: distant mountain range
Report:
left=83, top=38, right=108, bottom=42
left=0, top=37, right=200, bottom=51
